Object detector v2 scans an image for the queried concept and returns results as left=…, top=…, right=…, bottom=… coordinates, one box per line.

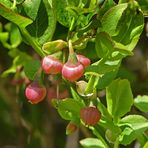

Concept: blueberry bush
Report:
left=0, top=0, right=148, bottom=148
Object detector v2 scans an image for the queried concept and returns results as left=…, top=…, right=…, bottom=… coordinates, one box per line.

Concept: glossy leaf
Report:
left=95, top=32, right=114, bottom=58
left=0, top=0, right=13, bottom=8
left=113, top=42, right=133, bottom=56
left=101, top=3, right=127, bottom=36
left=22, top=0, right=41, bottom=20
left=99, top=0, right=115, bottom=18
left=85, top=58, right=120, bottom=75
left=26, top=0, right=56, bottom=45
left=77, top=42, right=98, bottom=60
left=96, top=69, right=118, bottom=89
left=106, top=79, right=133, bottom=120
left=100, top=2, right=144, bottom=53
left=143, top=141, right=148, bottom=148
left=80, top=138, right=105, bottom=148
left=118, top=115, right=148, bottom=145
left=10, top=24, right=22, bottom=48
left=0, top=32, right=9, bottom=42
left=119, top=115, right=148, bottom=128
left=134, top=95, right=148, bottom=112
left=0, top=3, right=33, bottom=28
left=57, top=98, right=84, bottom=120
left=55, top=0, right=72, bottom=27
left=112, top=5, right=144, bottom=51
left=24, top=60, right=41, bottom=80
left=48, top=0, right=53, bottom=7
left=96, top=98, right=113, bottom=125
left=135, top=0, right=148, bottom=16
left=70, top=87, right=84, bottom=103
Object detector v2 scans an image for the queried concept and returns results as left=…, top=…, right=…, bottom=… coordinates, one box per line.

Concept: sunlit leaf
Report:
left=22, top=0, right=41, bottom=20
left=106, top=79, right=133, bottom=120
left=119, top=115, right=148, bottom=145
left=24, top=60, right=41, bottom=80
left=26, top=0, right=56, bottom=45
left=80, top=138, right=106, bottom=148
left=134, top=95, right=148, bottom=112
left=0, top=3, right=33, bottom=28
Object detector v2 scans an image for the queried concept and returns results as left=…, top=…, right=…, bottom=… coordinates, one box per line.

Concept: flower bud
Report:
left=76, top=54, right=91, bottom=67
left=62, top=40, right=84, bottom=82
left=42, top=55, right=63, bottom=74
left=80, top=106, right=101, bottom=126
left=76, top=80, right=87, bottom=96
left=25, top=81, right=47, bottom=104
left=62, top=61, right=84, bottom=82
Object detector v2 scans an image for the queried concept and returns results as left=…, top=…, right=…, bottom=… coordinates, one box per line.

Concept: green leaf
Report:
left=57, top=98, right=84, bottom=120
left=118, top=115, right=148, bottom=145
left=67, top=0, right=79, bottom=6
left=77, top=42, right=98, bottom=60
left=97, top=98, right=112, bottom=120
left=55, top=0, right=72, bottom=27
left=134, top=95, right=148, bottom=112
left=96, top=69, right=118, bottom=89
left=0, top=32, right=9, bottom=42
left=0, top=0, right=13, bottom=8
left=143, top=141, right=148, bottom=148
left=16, top=0, right=25, bottom=4
left=26, top=0, right=56, bottom=45
left=119, top=115, right=148, bottom=129
left=0, top=22, right=2, bottom=32
left=114, top=42, right=133, bottom=56
left=119, top=127, right=135, bottom=145
left=70, top=87, right=84, bottom=103
left=116, top=66, right=136, bottom=83
left=24, top=60, right=41, bottom=80
left=0, top=3, right=33, bottom=28
left=85, top=58, right=120, bottom=75
left=96, top=99, right=115, bottom=130
left=112, top=4, right=144, bottom=51
left=106, top=79, right=133, bottom=120
left=99, top=0, right=115, bottom=18
left=96, top=3, right=144, bottom=60
left=100, top=2, right=144, bottom=54
left=135, top=0, right=148, bottom=17
left=48, top=0, right=53, bottom=7
left=80, top=138, right=106, bottom=148
left=101, top=3, right=127, bottom=36
left=1, top=66, right=16, bottom=77
left=2, top=50, right=32, bottom=77
left=22, top=0, right=41, bottom=20
left=10, top=24, right=22, bottom=48
left=95, top=32, right=114, bottom=58
left=19, top=27, right=45, bottom=57
left=42, top=40, right=67, bottom=55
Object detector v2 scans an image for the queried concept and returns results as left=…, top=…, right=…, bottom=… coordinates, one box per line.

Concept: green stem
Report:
left=85, top=75, right=97, bottom=94
left=19, top=27, right=45, bottom=57
left=12, top=0, right=16, bottom=9
left=68, top=40, right=78, bottom=64
left=68, top=40, right=74, bottom=54
left=114, top=138, right=119, bottom=148
left=91, top=127, right=110, bottom=148
left=69, top=17, right=75, bottom=31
